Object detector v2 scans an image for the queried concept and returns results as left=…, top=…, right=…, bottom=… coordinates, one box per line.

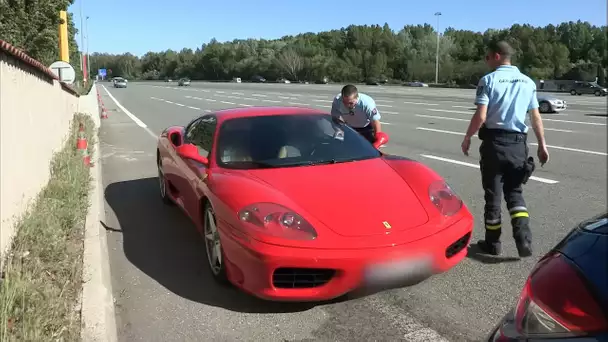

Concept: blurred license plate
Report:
left=364, top=255, right=434, bottom=287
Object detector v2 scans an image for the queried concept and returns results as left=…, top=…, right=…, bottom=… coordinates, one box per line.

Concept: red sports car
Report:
left=156, top=106, right=473, bottom=301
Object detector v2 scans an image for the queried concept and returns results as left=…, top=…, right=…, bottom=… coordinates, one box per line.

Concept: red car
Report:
left=156, top=106, right=473, bottom=301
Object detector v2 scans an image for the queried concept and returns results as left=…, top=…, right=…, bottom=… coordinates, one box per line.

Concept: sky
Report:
left=68, top=0, right=607, bottom=57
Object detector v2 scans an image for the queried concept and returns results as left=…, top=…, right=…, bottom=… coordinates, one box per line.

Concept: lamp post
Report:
left=86, top=16, right=90, bottom=80
left=434, top=11, right=442, bottom=84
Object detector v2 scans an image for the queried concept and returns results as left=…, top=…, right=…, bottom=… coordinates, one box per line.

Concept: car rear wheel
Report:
left=157, top=158, right=174, bottom=205
left=595, top=90, right=601, bottom=96
left=203, top=202, right=228, bottom=284
left=570, top=89, right=577, bottom=95
left=539, top=102, right=551, bottom=113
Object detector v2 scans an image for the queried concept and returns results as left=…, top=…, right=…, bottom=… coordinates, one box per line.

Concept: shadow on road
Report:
left=465, top=243, right=520, bottom=264
left=104, top=177, right=330, bottom=314
left=585, top=113, right=607, bottom=117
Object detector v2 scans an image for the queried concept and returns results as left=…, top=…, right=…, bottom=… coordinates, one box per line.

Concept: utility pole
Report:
left=434, top=12, right=442, bottom=84
left=86, top=16, right=90, bottom=80
left=79, top=0, right=86, bottom=83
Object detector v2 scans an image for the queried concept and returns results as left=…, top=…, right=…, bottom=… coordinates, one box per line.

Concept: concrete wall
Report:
left=0, top=41, right=82, bottom=265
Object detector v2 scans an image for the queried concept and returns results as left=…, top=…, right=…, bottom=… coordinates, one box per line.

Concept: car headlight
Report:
left=238, top=202, right=317, bottom=240
left=428, top=181, right=463, bottom=216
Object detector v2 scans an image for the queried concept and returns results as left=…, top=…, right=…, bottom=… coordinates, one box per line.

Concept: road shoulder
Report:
left=80, top=86, right=118, bottom=342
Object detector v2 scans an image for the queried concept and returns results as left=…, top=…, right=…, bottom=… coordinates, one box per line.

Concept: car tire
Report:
left=570, top=89, right=577, bottom=95
left=539, top=102, right=551, bottom=113
left=595, top=90, right=601, bottom=96
left=203, top=201, right=229, bottom=285
left=157, top=157, right=174, bottom=205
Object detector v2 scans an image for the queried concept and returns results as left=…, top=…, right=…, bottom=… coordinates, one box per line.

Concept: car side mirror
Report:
left=176, top=143, right=208, bottom=165
left=373, top=132, right=389, bottom=149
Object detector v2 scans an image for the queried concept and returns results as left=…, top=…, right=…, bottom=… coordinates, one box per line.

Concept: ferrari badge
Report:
left=382, top=221, right=391, bottom=229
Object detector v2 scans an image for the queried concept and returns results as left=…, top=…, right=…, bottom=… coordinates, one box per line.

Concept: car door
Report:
left=180, top=115, right=217, bottom=220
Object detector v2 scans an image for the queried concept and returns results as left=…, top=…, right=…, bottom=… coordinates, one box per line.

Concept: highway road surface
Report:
left=98, top=81, right=607, bottom=342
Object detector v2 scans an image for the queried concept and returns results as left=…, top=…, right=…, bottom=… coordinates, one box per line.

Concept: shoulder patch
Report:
left=371, top=108, right=378, bottom=115
left=476, top=85, right=484, bottom=96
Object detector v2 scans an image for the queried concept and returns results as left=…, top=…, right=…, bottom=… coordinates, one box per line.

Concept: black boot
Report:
left=515, top=239, right=532, bottom=258
left=476, top=239, right=502, bottom=256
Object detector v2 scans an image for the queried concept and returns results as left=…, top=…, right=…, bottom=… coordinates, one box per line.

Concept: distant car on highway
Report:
left=113, top=77, right=127, bottom=88
left=251, top=75, right=266, bottom=83
left=156, top=106, right=473, bottom=302
left=177, top=78, right=191, bottom=86
left=405, top=81, right=429, bottom=87
left=537, top=94, right=567, bottom=113
left=277, top=78, right=291, bottom=84
left=486, top=212, right=608, bottom=341
left=569, top=81, right=607, bottom=96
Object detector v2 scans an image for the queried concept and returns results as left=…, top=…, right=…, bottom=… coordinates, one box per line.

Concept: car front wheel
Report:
left=157, top=157, right=174, bottom=205
left=539, top=102, right=551, bottom=113
left=203, top=202, right=228, bottom=285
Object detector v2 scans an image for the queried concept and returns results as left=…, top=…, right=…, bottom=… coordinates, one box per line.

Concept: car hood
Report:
left=246, top=158, right=429, bottom=237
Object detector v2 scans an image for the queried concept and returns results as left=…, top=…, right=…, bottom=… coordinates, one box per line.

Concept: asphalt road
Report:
left=98, top=80, right=607, bottom=342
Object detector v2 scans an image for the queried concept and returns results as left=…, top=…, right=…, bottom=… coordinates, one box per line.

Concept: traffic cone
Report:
left=101, top=106, right=108, bottom=119
left=76, top=123, right=91, bottom=166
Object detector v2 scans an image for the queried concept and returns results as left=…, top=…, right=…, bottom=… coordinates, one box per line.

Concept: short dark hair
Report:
left=488, top=40, right=514, bottom=59
left=341, top=84, right=358, bottom=97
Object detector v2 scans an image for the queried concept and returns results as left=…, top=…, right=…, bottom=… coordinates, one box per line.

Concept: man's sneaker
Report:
left=476, top=239, right=502, bottom=256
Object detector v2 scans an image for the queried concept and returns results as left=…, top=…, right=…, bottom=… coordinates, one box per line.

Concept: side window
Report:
left=189, top=115, right=217, bottom=157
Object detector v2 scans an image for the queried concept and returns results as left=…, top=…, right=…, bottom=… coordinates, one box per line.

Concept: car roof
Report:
left=211, top=106, right=328, bottom=122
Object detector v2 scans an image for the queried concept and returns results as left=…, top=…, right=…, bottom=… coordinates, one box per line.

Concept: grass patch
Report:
left=0, top=113, right=96, bottom=342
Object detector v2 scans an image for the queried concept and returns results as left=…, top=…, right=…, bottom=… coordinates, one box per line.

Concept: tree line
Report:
left=89, top=21, right=607, bottom=86
left=0, top=0, right=82, bottom=80
left=1, top=5, right=605, bottom=86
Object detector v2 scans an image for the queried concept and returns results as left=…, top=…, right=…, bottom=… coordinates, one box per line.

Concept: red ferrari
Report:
left=156, top=106, right=473, bottom=302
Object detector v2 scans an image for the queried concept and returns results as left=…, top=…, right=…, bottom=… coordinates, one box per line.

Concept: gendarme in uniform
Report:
left=331, top=93, right=380, bottom=142
left=475, top=64, right=537, bottom=256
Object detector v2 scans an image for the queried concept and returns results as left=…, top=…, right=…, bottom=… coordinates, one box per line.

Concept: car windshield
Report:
left=216, top=114, right=382, bottom=169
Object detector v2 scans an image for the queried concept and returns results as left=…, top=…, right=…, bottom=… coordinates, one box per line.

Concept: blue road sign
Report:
left=98, top=68, right=107, bottom=77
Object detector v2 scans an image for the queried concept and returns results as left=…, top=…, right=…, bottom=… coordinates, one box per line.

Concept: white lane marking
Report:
left=252, top=94, right=267, bottom=97
left=419, top=154, right=559, bottom=184
left=205, top=99, right=217, bottom=102
left=428, top=108, right=471, bottom=115
left=164, top=100, right=174, bottom=104
left=416, top=127, right=605, bottom=156
left=287, top=93, right=303, bottom=97
left=220, top=101, right=235, bottom=105
left=262, top=99, right=281, bottom=103
left=376, top=99, right=394, bottom=103
left=201, top=89, right=210, bottom=92
left=278, top=96, right=292, bottom=99
left=383, top=110, right=399, bottom=114
left=529, top=143, right=607, bottom=156
left=242, top=97, right=259, bottom=101
left=175, top=103, right=185, bottom=107
left=232, top=92, right=244, bottom=95
left=416, top=127, right=467, bottom=136
left=187, top=106, right=200, bottom=110
left=288, top=102, right=309, bottom=106
left=544, top=128, right=574, bottom=133
left=377, top=104, right=393, bottom=108
left=317, top=105, right=331, bottom=108
left=542, top=118, right=606, bottom=126
left=312, top=99, right=328, bottom=103
left=416, top=114, right=469, bottom=122
left=239, top=104, right=253, bottom=107
left=380, top=121, right=392, bottom=125
left=102, top=85, right=156, bottom=137
left=452, top=105, right=473, bottom=109
left=150, top=96, right=161, bottom=101
left=404, top=101, right=439, bottom=106
left=216, top=91, right=225, bottom=94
